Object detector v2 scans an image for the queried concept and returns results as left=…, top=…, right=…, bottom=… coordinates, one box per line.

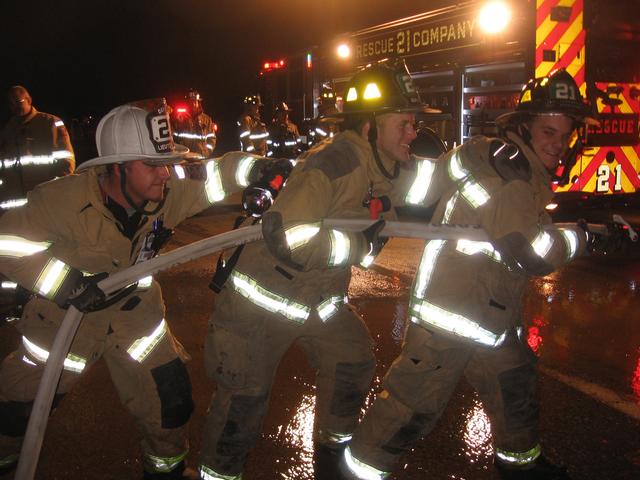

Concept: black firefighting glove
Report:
left=360, top=219, right=388, bottom=266
left=577, top=219, right=627, bottom=255
left=52, top=269, right=108, bottom=312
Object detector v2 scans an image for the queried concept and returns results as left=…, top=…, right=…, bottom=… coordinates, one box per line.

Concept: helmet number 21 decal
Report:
left=555, top=83, right=577, bottom=100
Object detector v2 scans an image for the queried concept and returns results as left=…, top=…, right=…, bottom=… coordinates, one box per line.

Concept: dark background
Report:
left=1, top=0, right=449, bottom=154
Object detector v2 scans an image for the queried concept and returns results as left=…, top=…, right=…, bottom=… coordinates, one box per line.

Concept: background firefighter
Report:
left=0, top=85, right=76, bottom=331
left=267, top=101, right=301, bottom=159
left=197, top=60, right=443, bottom=480
left=171, top=89, right=217, bottom=159
left=340, top=70, right=607, bottom=480
left=238, top=94, right=269, bottom=156
left=0, top=98, right=279, bottom=479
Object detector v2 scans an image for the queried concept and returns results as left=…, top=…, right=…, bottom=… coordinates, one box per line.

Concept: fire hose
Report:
left=14, top=217, right=636, bottom=479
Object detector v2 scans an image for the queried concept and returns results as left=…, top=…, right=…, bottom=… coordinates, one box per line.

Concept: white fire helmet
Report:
left=77, top=98, right=190, bottom=172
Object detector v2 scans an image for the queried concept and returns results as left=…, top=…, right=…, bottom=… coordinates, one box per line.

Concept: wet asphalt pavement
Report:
left=1, top=202, right=639, bottom=480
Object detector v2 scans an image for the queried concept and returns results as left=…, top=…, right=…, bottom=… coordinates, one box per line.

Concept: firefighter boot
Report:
left=314, top=442, right=347, bottom=480
left=143, top=461, right=200, bottom=480
left=495, top=456, right=571, bottom=480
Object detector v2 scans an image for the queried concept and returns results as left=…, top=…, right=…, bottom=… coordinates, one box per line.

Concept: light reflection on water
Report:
left=463, top=398, right=493, bottom=463
left=270, top=391, right=316, bottom=479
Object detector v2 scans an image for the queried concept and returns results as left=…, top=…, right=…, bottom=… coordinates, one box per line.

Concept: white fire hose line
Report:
left=15, top=217, right=634, bottom=479
left=16, top=220, right=490, bottom=480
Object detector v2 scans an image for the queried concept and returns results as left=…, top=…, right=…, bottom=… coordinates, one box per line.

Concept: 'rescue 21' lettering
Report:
left=587, top=113, right=639, bottom=147
left=355, top=16, right=477, bottom=62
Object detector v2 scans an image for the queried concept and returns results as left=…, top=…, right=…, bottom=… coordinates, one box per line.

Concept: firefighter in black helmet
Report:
left=267, top=101, right=301, bottom=158
left=198, top=59, right=444, bottom=480
left=171, top=89, right=217, bottom=159
left=238, top=94, right=269, bottom=155
left=340, top=69, right=600, bottom=480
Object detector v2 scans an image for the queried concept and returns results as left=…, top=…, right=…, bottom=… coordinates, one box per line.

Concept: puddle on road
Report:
left=265, top=256, right=640, bottom=477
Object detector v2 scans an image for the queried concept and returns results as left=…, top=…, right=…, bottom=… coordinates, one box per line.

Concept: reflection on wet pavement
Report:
left=463, top=398, right=493, bottom=464
left=258, top=250, right=640, bottom=478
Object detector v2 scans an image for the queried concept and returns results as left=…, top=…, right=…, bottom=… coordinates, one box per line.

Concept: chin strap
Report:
left=368, top=113, right=400, bottom=180
left=119, top=165, right=167, bottom=215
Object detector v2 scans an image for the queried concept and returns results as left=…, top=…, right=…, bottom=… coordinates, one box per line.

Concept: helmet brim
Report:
left=76, top=143, right=190, bottom=172
left=323, top=104, right=442, bottom=119
left=496, top=108, right=600, bottom=128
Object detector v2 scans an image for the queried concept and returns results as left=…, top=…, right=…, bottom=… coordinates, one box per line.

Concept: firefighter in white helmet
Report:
left=171, top=89, right=217, bottom=159
left=340, top=69, right=604, bottom=480
left=0, top=98, right=283, bottom=479
left=237, top=94, right=269, bottom=156
left=198, top=60, right=444, bottom=480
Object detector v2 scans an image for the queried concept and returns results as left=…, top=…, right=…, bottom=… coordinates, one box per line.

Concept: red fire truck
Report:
left=294, top=0, right=639, bottom=197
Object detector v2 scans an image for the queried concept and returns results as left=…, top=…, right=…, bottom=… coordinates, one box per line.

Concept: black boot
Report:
left=143, top=461, right=199, bottom=480
left=496, top=456, right=571, bottom=480
left=314, top=443, right=347, bottom=480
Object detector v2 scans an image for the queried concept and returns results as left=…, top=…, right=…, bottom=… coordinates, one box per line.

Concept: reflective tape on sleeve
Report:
left=559, top=228, right=579, bottom=260
left=456, top=239, right=502, bottom=263
left=235, top=155, right=257, bottom=187
left=329, top=230, right=351, bottom=266
left=316, top=295, right=348, bottom=322
left=285, top=223, right=321, bottom=250
left=34, top=258, right=71, bottom=299
left=405, top=159, right=437, bottom=205
left=531, top=230, right=553, bottom=259
left=0, top=235, right=51, bottom=257
left=205, top=160, right=226, bottom=202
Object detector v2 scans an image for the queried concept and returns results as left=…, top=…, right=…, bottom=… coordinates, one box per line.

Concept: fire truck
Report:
left=284, top=0, right=639, bottom=198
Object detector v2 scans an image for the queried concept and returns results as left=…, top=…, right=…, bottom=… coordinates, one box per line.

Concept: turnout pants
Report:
left=199, top=289, right=376, bottom=476
left=349, top=323, right=539, bottom=472
left=0, top=290, right=193, bottom=474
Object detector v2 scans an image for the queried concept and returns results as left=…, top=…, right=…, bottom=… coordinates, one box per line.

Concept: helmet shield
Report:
left=244, top=94, right=263, bottom=106
left=334, top=60, right=440, bottom=117
left=77, top=98, right=190, bottom=172
left=496, top=69, right=599, bottom=127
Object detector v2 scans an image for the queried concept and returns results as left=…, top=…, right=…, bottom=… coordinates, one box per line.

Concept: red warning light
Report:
left=261, top=59, right=287, bottom=74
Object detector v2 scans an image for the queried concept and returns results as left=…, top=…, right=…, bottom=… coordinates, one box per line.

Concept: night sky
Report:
left=2, top=0, right=446, bottom=152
